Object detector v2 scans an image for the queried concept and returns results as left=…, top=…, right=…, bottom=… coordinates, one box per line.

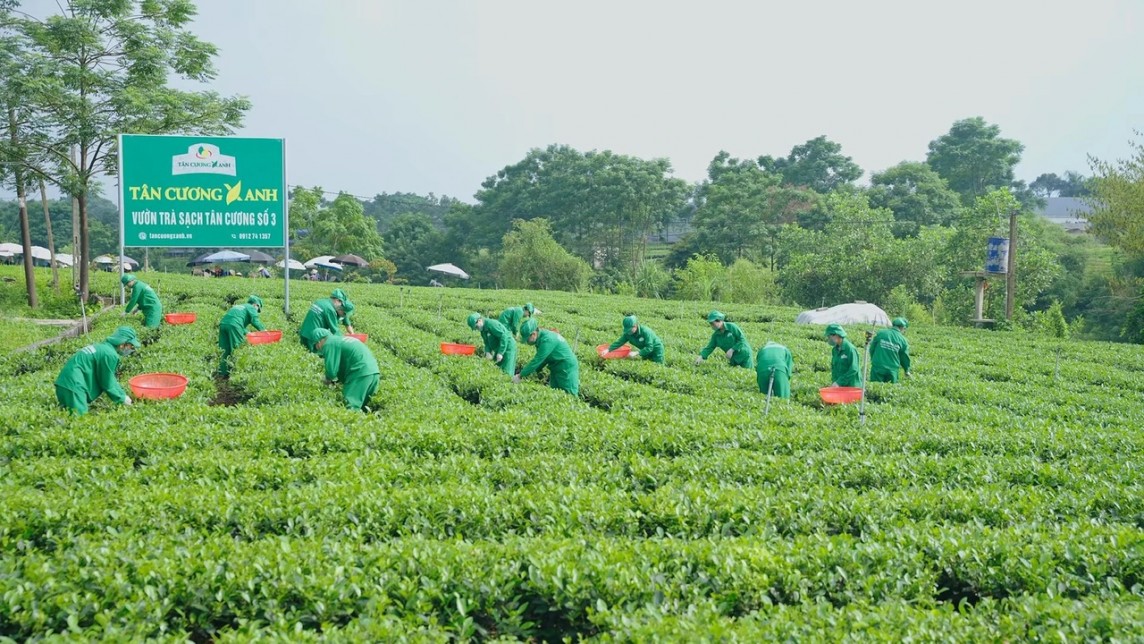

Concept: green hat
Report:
left=707, top=310, right=725, bottom=323
left=623, top=315, right=637, bottom=332
left=520, top=318, right=539, bottom=341
left=523, top=302, right=536, bottom=315
left=107, top=325, right=141, bottom=348
left=892, top=317, right=909, bottom=329
left=466, top=312, right=482, bottom=330
left=247, top=295, right=263, bottom=309
left=330, top=289, right=349, bottom=303
left=120, top=274, right=136, bottom=285
left=824, top=323, right=847, bottom=338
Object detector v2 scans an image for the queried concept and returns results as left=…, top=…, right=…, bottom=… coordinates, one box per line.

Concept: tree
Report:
left=1087, top=137, right=1144, bottom=258
left=383, top=213, right=445, bottom=284
left=308, top=193, right=384, bottom=259
left=926, top=117, right=1024, bottom=204
left=14, top=0, right=251, bottom=301
left=498, top=218, right=590, bottom=291
left=757, top=135, right=863, bottom=193
left=1031, top=171, right=1092, bottom=199
left=867, top=161, right=963, bottom=234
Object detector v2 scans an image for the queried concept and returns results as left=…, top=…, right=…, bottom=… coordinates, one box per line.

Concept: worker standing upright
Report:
left=311, top=328, right=380, bottom=411
left=607, top=315, right=665, bottom=363
left=122, top=274, right=162, bottom=329
left=54, top=326, right=140, bottom=415
left=867, top=317, right=912, bottom=382
left=695, top=311, right=753, bottom=369
left=514, top=318, right=579, bottom=396
left=498, top=302, right=540, bottom=338
left=299, top=289, right=354, bottom=353
left=825, top=323, right=861, bottom=387
left=467, top=312, right=518, bottom=376
left=756, top=341, right=793, bottom=398
left=217, top=295, right=267, bottom=378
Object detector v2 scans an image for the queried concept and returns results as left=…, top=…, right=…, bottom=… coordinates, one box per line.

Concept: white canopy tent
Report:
left=795, top=302, right=891, bottom=327
left=28, top=246, right=52, bottom=261
left=0, top=242, right=23, bottom=254
left=427, top=263, right=470, bottom=280
left=54, top=253, right=74, bottom=267
left=276, top=258, right=306, bottom=270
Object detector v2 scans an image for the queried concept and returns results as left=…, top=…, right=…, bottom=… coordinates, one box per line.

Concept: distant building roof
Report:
left=1038, top=197, right=1092, bottom=220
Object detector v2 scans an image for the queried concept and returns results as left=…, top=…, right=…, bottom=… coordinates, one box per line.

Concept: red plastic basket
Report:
left=596, top=344, right=632, bottom=359
left=819, top=386, right=863, bottom=405
left=129, top=373, right=189, bottom=400
left=347, top=333, right=368, bottom=342
left=246, top=330, right=282, bottom=345
left=441, top=342, right=477, bottom=355
left=163, top=312, right=196, bottom=325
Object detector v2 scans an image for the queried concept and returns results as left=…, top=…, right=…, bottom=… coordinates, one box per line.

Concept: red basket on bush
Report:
left=163, top=312, right=196, bottom=325
left=129, top=373, right=189, bottom=400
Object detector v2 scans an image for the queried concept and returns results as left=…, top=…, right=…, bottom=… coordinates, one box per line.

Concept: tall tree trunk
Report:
left=78, top=191, right=90, bottom=303
left=70, top=146, right=80, bottom=291
left=8, top=106, right=37, bottom=308
left=40, top=180, right=59, bottom=290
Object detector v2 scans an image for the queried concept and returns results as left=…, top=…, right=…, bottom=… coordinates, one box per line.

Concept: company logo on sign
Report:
left=172, top=143, right=236, bottom=176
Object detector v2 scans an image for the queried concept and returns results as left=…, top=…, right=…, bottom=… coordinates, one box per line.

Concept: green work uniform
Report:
left=125, top=280, right=162, bottom=328
left=521, top=329, right=580, bottom=396
left=321, top=335, right=381, bottom=411
left=608, top=324, right=665, bottom=363
left=480, top=318, right=518, bottom=376
left=218, top=303, right=266, bottom=376
left=869, top=328, right=911, bottom=383
left=701, top=322, right=753, bottom=369
left=756, top=341, right=793, bottom=399
left=498, top=307, right=526, bottom=337
left=299, top=298, right=348, bottom=352
left=54, top=340, right=129, bottom=415
left=831, top=339, right=862, bottom=387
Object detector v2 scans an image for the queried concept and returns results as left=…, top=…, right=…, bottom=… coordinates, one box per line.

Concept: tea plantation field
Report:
left=2, top=268, right=1143, bottom=641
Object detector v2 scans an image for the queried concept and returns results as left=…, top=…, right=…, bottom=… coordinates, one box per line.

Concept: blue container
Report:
left=985, top=236, right=1009, bottom=274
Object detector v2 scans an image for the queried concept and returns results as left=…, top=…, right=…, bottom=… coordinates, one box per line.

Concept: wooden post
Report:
left=1005, top=209, right=1018, bottom=320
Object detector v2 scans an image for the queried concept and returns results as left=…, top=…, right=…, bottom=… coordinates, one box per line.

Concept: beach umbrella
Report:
left=276, top=258, right=306, bottom=270
left=241, top=250, right=276, bottom=264
left=304, top=255, right=336, bottom=268
left=332, top=253, right=368, bottom=267
left=427, top=263, right=470, bottom=280
left=310, top=259, right=343, bottom=271
left=0, top=242, right=22, bottom=254
left=95, top=254, right=139, bottom=268
left=191, top=250, right=250, bottom=265
left=54, top=253, right=74, bottom=267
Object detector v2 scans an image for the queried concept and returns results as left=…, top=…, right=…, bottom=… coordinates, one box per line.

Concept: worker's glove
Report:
left=495, top=354, right=503, bottom=364
left=123, top=397, right=133, bottom=406
left=694, top=356, right=704, bottom=366
left=324, top=379, right=336, bottom=387
left=725, top=349, right=734, bottom=359
left=904, top=372, right=911, bottom=379
left=485, top=352, right=493, bottom=360
left=627, top=353, right=641, bottom=360
left=512, top=374, right=521, bottom=384
left=829, top=382, right=839, bottom=388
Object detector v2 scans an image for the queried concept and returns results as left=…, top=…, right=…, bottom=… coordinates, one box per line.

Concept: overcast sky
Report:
left=23, top=0, right=1144, bottom=202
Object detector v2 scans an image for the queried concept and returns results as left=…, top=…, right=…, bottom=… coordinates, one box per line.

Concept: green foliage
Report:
left=382, top=213, right=445, bottom=285
left=757, top=135, right=863, bottom=193
left=867, top=161, right=963, bottom=233
left=629, top=259, right=672, bottom=299
left=1030, top=171, right=1092, bottom=198
left=723, top=258, right=777, bottom=304
left=672, top=253, right=725, bottom=301
left=926, top=117, right=1024, bottom=204
left=498, top=218, right=590, bottom=291
left=1029, top=300, right=1070, bottom=339
left=1087, top=135, right=1144, bottom=258
left=307, top=193, right=385, bottom=259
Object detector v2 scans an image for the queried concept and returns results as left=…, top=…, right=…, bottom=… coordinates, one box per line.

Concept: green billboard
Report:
left=119, top=135, right=286, bottom=248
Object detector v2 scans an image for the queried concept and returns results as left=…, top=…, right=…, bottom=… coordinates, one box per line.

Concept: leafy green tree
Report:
left=1030, top=171, right=1092, bottom=199
left=383, top=213, right=445, bottom=284
left=673, top=254, right=725, bottom=302
left=867, top=161, right=962, bottom=233
left=309, top=193, right=384, bottom=259
left=363, top=192, right=460, bottom=230
left=757, top=135, right=863, bottom=193
left=13, top=0, right=251, bottom=300
left=498, top=218, right=590, bottom=291
left=1087, top=136, right=1144, bottom=258
left=926, top=117, right=1024, bottom=205
left=724, top=258, right=777, bottom=304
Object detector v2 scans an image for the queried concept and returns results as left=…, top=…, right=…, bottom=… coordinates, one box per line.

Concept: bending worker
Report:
left=825, top=323, right=861, bottom=387
left=467, top=312, right=517, bottom=376
left=695, top=311, right=752, bottom=369
left=514, top=318, right=579, bottom=396
left=756, top=340, right=793, bottom=399
left=217, top=295, right=266, bottom=378
left=54, top=325, right=140, bottom=415
left=867, top=317, right=911, bottom=383
left=299, top=288, right=355, bottom=352
left=498, top=302, right=540, bottom=338
left=122, top=274, right=162, bottom=329
left=607, top=315, right=664, bottom=363
left=311, top=328, right=380, bottom=411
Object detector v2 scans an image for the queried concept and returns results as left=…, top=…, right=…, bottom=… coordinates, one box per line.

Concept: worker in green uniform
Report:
left=756, top=341, right=793, bottom=399
left=217, top=295, right=267, bottom=377
left=299, top=289, right=354, bottom=352
left=695, top=311, right=753, bottom=369
left=312, top=328, right=380, bottom=411
left=122, top=274, right=162, bottom=329
left=867, top=317, right=912, bottom=383
left=514, top=317, right=579, bottom=396
left=54, top=325, right=140, bottom=415
left=825, top=323, right=861, bottom=387
left=498, top=302, right=540, bottom=338
left=467, top=312, right=518, bottom=376
left=607, top=315, right=665, bottom=363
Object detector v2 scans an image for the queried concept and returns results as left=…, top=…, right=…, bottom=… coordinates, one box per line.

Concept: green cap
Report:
left=330, top=289, right=349, bottom=303
left=892, top=317, right=909, bottom=329
left=120, top=274, right=136, bottom=285
left=623, top=315, right=637, bottom=332
left=520, top=318, right=539, bottom=341
left=824, top=323, right=847, bottom=338
left=707, top=310, right=725, bottom=323
left=467, top=312, right=482, bottom=330
left=107, top=325, right=141, bottom=348
left=247, top=295, right=263, bottom=309
left=523, top=302, right=535, bottom=315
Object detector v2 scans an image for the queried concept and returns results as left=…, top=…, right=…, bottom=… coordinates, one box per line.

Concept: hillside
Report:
left=2, top=268, right=1143, bottom=640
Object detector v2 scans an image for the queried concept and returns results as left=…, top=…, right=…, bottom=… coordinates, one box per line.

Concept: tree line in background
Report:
left=1, top=2, right=1140, bottom=343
